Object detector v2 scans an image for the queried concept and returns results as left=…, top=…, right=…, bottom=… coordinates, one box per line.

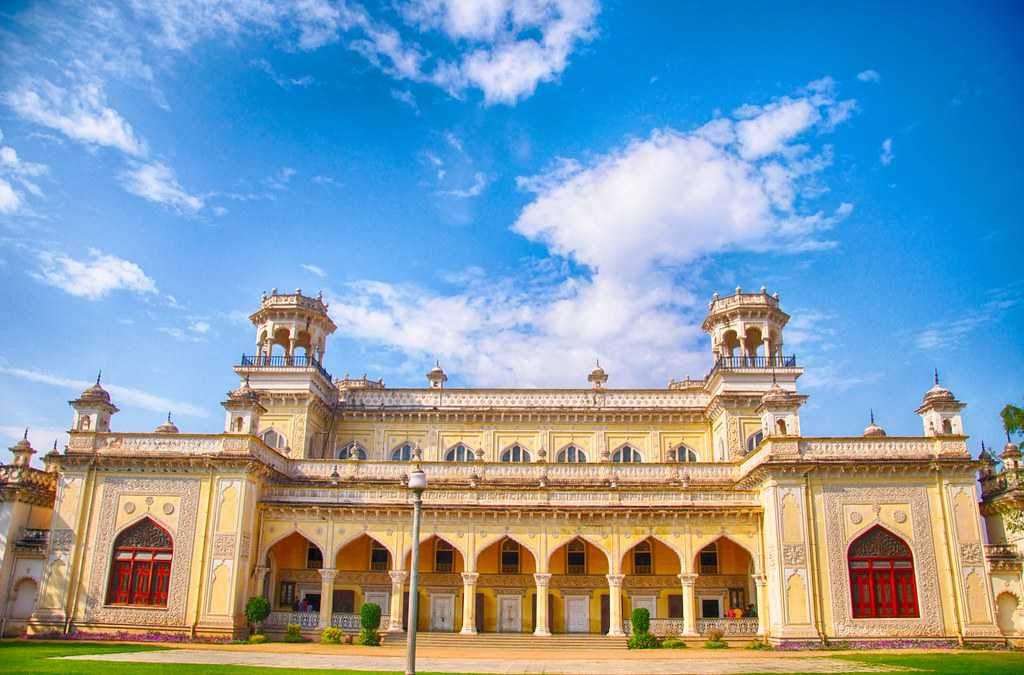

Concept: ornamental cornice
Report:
left=338, top=407, right=707, bottom=424
left=339, top=388, right=711, bottom=411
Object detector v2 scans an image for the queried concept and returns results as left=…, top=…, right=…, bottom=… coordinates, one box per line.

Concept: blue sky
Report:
left=0, top=1, right=1021, bottom=458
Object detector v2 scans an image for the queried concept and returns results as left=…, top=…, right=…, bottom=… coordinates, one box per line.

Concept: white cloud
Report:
left=439, top=171, right=487, bottom=198
left=0, top=425, right=68, bottom=465
left=0, top=366, right=208, bottom=418
left=0, top=129, right=50, bottom=214
left=390, top=88, right=419, bottom=113
left=857, top=69, right=881, bottom=83
left=914, top=284, right=1021, bottom=351
left=190, top=320, right=211, bottom=334
left=120, top=161, right=204, bottom=212
left=0, top=179, right=20, bottom=214
left=31, top=248, right=158, bottom=300
left=301, top=263, right=328, bottom=278
left=251, top=57, right=315, bottom=88
left=326, top=79, right=855, bottom=387
left=4, top=79, right=145, bottom=156
left=880, top=138, right=894, bottom=166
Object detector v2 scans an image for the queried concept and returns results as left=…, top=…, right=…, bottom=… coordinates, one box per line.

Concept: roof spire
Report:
left=23, top=427, right=28, bottom=441
left=96, top=370, right=102, bottom=385
left=167, top=411, right=173, bottom=423
left=934, top=368, right=939, bottom=385
left=870, top=409, right=875, bottom=425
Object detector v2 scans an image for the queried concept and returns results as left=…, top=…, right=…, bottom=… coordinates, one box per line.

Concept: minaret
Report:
left=587, top=361, right=608, bottom=390
left=9, top=429, right=35, bottom=467
left=69, top=372, right=118, bottom=432
left=222, top=377, right=265, bottom=434
left=914, top=369, right=965, bottom=436
left=426, top=361, right=448, bottom=389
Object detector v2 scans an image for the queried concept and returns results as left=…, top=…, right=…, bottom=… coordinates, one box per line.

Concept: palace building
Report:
left=0, top=287, right=1014, bottom=644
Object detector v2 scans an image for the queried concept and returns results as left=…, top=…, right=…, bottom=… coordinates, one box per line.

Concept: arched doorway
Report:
left=847, top=525, right=918, bottom=618
left=329, top=534, right=394, bottom=631
left=403, top=535, right=465, bottom=632
left=692, top=536, right=758, bottom=635
left=996, top=592, right=1020, bottom=635
left=474, top=537, right=538, bottom=633
left=619, top=537, right=683, bottom=635
left=263, top=531, right=325, bottom=630
left=547, top=537, right=611, bottom=634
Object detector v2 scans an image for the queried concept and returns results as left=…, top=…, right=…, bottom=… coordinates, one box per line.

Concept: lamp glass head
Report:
left=407, top=469, right=427, bottom=492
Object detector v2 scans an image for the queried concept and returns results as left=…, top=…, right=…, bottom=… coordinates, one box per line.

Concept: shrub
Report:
left=358, top=602, right=382, bottom=646
left=661, top=637, right=688, bottom=649
left=627, top=631, right=660, bottom=649
left=283, top=623, right=305, bottom=643
left=320, top=627, right=343, bottom=644
left=244, top=596, right=271, bottom=635
left=746, top=640, right=772, bottom=650
left=248, top=634, right=267, bottom=644
left=704, top=639, right=728, bottom=649
left=630, top=607, right=650, bottom=634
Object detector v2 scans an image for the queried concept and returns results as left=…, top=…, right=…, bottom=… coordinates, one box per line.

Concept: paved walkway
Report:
left=62, top=648, right=901, bottom=673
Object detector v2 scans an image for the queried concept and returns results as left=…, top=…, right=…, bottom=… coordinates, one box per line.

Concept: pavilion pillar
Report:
left=754, top=574, right=769, bottom=637
left=606, top=574, right=625, bottom=636
left=318, top=568, right=337, bottom=629
left=679, top=573, right=698, bottom=636
left=387, top=571, right=406, bottom=633
left=533, top=573, right=551, bottom=636
left=460, top=572, right=479, bottom=634
left=253, top=565, right=270, bottom=598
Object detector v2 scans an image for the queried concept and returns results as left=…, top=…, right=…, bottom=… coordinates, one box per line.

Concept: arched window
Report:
left=776, top=419, right=788, bottom=435
left=260, top=428, right=286, bottom=450
left=746, top=430, right=764, bottom=454
left=370, top=542, right=389, bottom=571
left=500, top=539, right=521, bottom=573
left=668, top=444, right=698, bottom=462
left=79, top=416, right=91, bottom=431
left=566, top=540, right=586, bottom=574
left=848, top=526, right=918, bottom=618
left=435, top=540, right=454, bottom=571
left=233, top=417, right=244, bottom=432
left=445, top=444, right=475, bottom=462
left=942, top=419, right=953, bottom=435
left=391, top=443, right=413, bottom=461
left=337, top=441, right=367, bottom=460
left=106, top=517, right=173, bottom=607
left=306, top=543, right=323, bottom=569
left=698, top=542, right=719, bottom=575
left=500, top=444, right=531, bottom=463
left=612, top=445, right=642, bottom=463
left=633, top=541, right=652, bottom=575
left=556, top=445, right=587, bottom=463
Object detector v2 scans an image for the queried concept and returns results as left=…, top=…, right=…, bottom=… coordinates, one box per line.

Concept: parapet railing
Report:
left=239, top=354, right=332, bottom=381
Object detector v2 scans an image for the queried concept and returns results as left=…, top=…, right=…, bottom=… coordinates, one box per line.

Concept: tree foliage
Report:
left=1002, top=403, right=1024, bottom=439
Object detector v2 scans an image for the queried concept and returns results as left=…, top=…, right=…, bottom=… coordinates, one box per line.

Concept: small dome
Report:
left=79, top=372, right=111, bottom=403
left=227, top=377, right=260, bottom=403
left=426, top=361, right=447, bottom=387
left=587, top=360, right=608, bottom=388
left=922, top=369, right=955, bottom=404
left=153, top=413, right=179, bottom=434
left=761, top=382, right=789, bottom=404
left=863, top=410, right=886, bottom=437
left=1002, top=441, right=1022, bottom=460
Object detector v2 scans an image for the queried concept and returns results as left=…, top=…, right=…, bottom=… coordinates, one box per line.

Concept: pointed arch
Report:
left=475, top=534, right=539, bottom=574
left=402, top=534, right=468, bottom=573
left=260, top=427, right=287, bottom=450
left=390, top=441, right=414, bottom=462
left=259, top=524, right=326, bottom=564
left=546, top=533, right=612, bottom=572
left=619, top=535, right=684, bottom=574
left=336, top=440, right=367, bottom=460
left=444, top=442, right=476, bottom=462
left=846, top=524, right=918, bottom=618
left=611, top=443, right=642, bottom=463
left=334, top=532, right=395, bottom=572
left=555, top=443, right=587, bottom=463
left=668, top=443, right=699, bottom=462
left=106, top=516, right=174, bottom=606
left=691, top=534, right=759, bottom=575
left=499, top=443, right=532, bottom=463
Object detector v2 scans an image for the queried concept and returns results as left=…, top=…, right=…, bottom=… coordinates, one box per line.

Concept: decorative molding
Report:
left=84, top=477, right=201, bottom=627
left=782, top=544, right=806, bottom=566
left=823, top=485, right=942, bottom=637
left=345, top=389, right=710, bottom=410
left=212, top=533, right=236, bottom=559
left=50, top=529, right=73, bottom=552
left=960, top=544, right=983, bottom=565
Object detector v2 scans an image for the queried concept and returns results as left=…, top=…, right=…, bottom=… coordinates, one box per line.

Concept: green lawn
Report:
left=0, top=641, right=406, bottom=675
left=836, top=651, right=1024, bottom=674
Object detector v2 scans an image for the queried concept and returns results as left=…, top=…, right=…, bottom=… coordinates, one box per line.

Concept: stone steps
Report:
left=385, top=632, right=630, bottom=650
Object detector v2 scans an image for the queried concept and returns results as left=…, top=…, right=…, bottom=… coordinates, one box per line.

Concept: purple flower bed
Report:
left=774, top=638, right=959, bottom=651
left=28, top=629, right=233, bottom=644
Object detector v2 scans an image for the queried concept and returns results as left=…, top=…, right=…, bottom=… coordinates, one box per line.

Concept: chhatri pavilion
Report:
left=0, top=287, right=1014, bottom=645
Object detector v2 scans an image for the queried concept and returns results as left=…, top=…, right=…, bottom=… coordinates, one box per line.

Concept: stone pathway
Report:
left=62, top=648, right=901, bottom=673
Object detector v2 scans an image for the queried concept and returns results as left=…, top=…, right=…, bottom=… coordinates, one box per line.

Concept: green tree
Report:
left=1001, top=403, right=1024, bottom=440
left=244, top=596, right=271, bottom=636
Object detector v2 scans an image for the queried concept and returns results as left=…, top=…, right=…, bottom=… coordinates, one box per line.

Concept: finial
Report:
left=934, top=368, right=939, bottom=385
left=23, top=427, right=28, bottom=441
left=435, top=360, right=440, bottom=368
left=981, top=440, right=986, bottom=452
left=96, top=370, right=102, bottom=385
left=870, top=409, right=875, bottom=424
left=53, top=439, right=58, bottom=451
left=595, top=359, right=601, bottom=368
left=167, top=411, right=173, bottom=423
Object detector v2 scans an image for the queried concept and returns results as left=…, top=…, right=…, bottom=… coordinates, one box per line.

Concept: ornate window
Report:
left=745, top=430, right=764, bottom=454
left=106, top=517, right=173, bottom=607
left=500, top=444, right=531, bottom=463
left=435, top=540, right=454, bottom=572
left=260, top=428, right=286, bottom=450
left=566, top=540, right=586, bottom=574
left=306, top=543, right=323, bottom=569
left=612, top=445, right=642, bottom=463
left=668, top=444, right=698, bottom=462
left=556, top=445, right=586, bottom=463
left=370, top=542, right=389, bottom=571
left=278, top=581, right=296, bottom=608
left=848, top=526, right=919, bottom=618
left=444, top=444, right=475, bottom=462
left=633, top=541, right=652, bottom=575
left=391, top=443, right=413, bottom=461
left=337, top=441, right=367, bottom=460
left=501, top=539, right=521, bottom=573
left=698, top=542, right=719, bottom=575
left=942, top=419, right=953, bottom=435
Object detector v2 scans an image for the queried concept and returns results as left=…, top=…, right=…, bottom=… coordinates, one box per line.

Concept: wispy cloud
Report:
left=914, top=285, right=1021, bottom=351
left=0, top=129, right=49, bottom=214
left=857, top=69, right=881, bottom=83
left=880, top=138, right=894, bottom=166
left=251, top=57, right=315, bottom=88
left=120, top=161, right=204, bottom=213
left=439, top=171, right=487, bottom=198
left=31, top=248, right=157, bottom=300
left=0, top=366, right=208, bottom=418
left=301, top=263, right=327, bottom=278
left=390, top=88, right=419, bottom=114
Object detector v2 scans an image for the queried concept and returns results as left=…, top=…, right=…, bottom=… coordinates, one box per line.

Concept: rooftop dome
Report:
left=587, top=360, right=608, bottom=389
left=863, top=410, right=887, bottom=437
left=153, top=412, right=179, bottom=434
left=227, top=377, right=260, bottom=403
left=78, top=371, right=111, bottom=404
left=761, top=382, right=790, bottom=404
left=1002, top=437, right=1022, bottom=460
left=922, top=369, right=955, bottom=404
left=426, top=361, right=448, bottom=388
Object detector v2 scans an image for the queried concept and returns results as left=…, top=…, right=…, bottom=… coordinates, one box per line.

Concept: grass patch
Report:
left=0, top=640, right=446, bottom=675
left=838, top=652, right=1024, bottom=674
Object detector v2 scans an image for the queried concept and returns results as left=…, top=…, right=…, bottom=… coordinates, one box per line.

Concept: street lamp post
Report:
left=405, top=465, right=427, bottom=675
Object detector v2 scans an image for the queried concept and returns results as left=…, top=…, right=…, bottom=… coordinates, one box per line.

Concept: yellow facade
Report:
left=8, top=288, right=1006, bottom=645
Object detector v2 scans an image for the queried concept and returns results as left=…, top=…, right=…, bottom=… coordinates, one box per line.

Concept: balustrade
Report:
left=696, top=618, right=759, bottom=636
left=265, top=611, right=321, bottom=629
left=623, top=618, right=686, bottom=636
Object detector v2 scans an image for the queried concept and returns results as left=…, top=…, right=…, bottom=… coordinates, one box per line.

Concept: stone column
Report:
left=762, top=337, right=771, bottom=363
left=318, top=568, right=337, bottom=629
left=253, top=565, right=270, bottom=598
left=679, top=573, right=698, bottom=636
left=387, top=571, right=407, bottom=633
left=533, top=573, right=552, bottom=636
left=754, top=575, right=768, bottom=637
left=606, top=574, right=625, bottom=636
left=460, top=572, right=479, bottom=634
